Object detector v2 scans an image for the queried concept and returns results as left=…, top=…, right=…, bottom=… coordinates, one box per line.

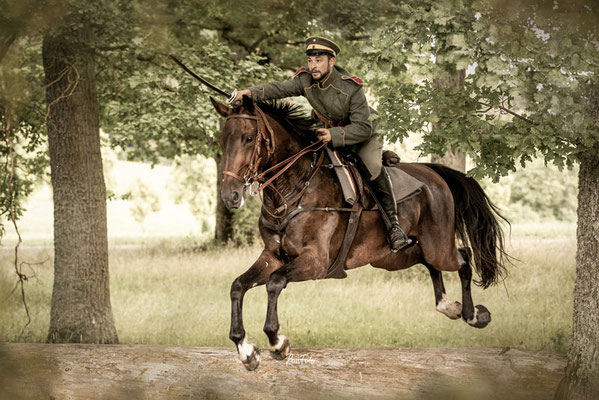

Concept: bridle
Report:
left=222, top=106, right=275, bottom=185
left=222, top=105, right=327, bottom=218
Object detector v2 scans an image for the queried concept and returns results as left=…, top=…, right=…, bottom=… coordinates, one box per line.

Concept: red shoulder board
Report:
left=294, top=67, right=309, bottom=77
left=342, top=75, right=364, bottom=85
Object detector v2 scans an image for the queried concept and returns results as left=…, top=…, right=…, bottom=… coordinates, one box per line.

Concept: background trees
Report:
left=1, top=0, right=596, bottom=397
left=354, top=1, right=597, bottom=397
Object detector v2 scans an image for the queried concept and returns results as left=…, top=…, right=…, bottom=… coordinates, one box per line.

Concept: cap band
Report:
left=306, top=44, right=336, bottom=57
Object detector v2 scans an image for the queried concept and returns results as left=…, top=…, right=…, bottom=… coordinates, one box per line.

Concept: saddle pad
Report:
left=386, top=166, right=424, bottom=203
left=326, top=148, right=423, bottom=206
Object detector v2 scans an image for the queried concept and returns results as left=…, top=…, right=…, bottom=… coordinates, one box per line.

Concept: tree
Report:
left=100, top=0, right=393, bottom=243
left=43, top=13, right=118, bottom=344
left=2, top=0, right=139, bottom=343
left=355, top=0, right=598, bottom=397
left=430, top=69, right=467, bottom=172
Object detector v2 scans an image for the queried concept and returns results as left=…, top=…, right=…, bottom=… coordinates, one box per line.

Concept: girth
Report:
left=261, top=160, right=365, bottom=280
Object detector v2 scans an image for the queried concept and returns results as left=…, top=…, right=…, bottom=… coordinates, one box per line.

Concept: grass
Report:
left=0, top=222, right=576, bottom=353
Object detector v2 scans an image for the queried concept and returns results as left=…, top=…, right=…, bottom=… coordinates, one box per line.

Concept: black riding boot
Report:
left=372, top=169, right=411, bottom=252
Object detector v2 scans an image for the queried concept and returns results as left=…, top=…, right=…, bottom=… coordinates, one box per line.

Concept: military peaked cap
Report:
left=305, top=36, right=340, bottom=57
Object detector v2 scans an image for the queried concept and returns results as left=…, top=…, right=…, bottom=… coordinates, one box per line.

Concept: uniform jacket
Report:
left=248, top=66, right=373, bottom=148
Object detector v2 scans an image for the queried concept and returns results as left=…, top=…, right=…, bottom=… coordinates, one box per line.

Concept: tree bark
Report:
left=214, top=152, right=234, bottom=243
left=556, top=151, right=599, bottom=399
left=430, top=69, right=467, bottom=173
left=42, top=25, right=117, bottom=343
left=0, top=344, right=566, bottom=400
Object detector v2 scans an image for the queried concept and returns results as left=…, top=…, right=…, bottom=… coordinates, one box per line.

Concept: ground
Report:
left=0, top=343, right=565, bottom=400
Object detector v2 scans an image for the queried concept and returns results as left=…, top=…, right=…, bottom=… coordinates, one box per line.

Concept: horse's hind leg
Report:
left=458, top=247, right=492, bottom=328
left=263, top=271, right=291, bottom=360
left=229, top=250, right=283, bottom=371
left=262, top=251, right=328, bottom=361
left=424, top=263, right=462, bottom=320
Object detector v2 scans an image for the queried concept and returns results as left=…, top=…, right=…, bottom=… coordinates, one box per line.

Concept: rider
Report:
left=230, top=36, right=409, bottom=252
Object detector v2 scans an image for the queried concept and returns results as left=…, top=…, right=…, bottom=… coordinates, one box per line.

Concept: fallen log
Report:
left=0, top=344, right=565, bottom=399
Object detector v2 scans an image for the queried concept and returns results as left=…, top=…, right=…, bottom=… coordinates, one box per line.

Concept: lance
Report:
left=169, top=55, right=237, bottom=103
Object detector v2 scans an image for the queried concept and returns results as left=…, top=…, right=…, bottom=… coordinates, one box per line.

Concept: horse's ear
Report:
left=210, top=96, right=231, bottom=117
left=242, top=95, right=254, bottom=113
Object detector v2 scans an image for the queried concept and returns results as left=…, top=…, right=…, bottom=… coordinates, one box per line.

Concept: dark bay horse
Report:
left=211, top=96, right=509, bottom=371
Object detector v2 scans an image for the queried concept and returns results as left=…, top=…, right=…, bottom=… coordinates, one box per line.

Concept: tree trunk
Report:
left=430, top=146, right=466, bottom=173
left=556, top=152, right=599, bottom=399
left=214, top=152, right=234, bottom=243
left=430, top=69, right=467, bottom=173
left=42, top=26, right=117, bottom=344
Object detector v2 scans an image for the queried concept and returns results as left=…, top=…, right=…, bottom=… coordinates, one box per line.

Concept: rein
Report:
left=223, top=106, right=327, bottom=218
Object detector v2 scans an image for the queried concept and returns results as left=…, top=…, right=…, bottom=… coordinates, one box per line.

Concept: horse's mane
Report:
left=255, top=101, right=317, bottom=143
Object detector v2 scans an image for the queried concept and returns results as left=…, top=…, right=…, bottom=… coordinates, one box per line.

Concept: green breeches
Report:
left=354, top=135, right=383, bottom=181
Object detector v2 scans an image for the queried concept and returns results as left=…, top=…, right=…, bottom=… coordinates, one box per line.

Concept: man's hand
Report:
left=229, top=89, right=252, bottom=106
left=315, top=128, right=331, bottom=144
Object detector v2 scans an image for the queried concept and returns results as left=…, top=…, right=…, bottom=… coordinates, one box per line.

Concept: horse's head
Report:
left=211, top=95, right=268, bottom=210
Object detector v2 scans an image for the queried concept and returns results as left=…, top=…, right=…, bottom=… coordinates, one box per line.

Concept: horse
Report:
left=210, top=95, right=509, bottom=371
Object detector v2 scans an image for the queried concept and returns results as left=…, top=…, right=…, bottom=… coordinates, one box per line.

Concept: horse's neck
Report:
left=262, top=126, right=314, bottom=206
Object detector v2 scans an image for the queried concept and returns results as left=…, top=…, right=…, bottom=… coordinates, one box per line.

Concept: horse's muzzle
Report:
left=222, top=188, right=244, bottom=210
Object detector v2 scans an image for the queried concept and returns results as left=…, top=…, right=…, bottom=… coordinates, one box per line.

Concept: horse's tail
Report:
left=424, top=163, right=510, bottom=288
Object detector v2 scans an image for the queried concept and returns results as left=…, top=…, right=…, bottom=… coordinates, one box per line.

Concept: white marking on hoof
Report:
left=237, top=336, right=254, bottom=362
left=467, top=307, right=479, bottom=325
left=436, top=294, right=462, bottom=319
left=270, top=335, right=287, bottom=352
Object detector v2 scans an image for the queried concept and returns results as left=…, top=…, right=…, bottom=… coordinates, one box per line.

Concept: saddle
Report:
left=324, top=148, right=423, bottom=209
left=322, top=148, right=423, bottom=279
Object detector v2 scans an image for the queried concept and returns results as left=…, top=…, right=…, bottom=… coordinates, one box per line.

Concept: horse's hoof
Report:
left=270, top=337, right=291, bottom=360
left=436, top=296, right=462, bottom=320
left=241, top=346, right=261, bottom=371
left=467, top=305, right=491, bottom=329
left=447, top=301, right=462, bottom=320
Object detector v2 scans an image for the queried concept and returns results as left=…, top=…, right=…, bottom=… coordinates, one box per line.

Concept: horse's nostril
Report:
left=232, top=191, right=240, bottom=202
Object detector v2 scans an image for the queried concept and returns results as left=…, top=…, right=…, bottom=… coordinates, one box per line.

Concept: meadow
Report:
left=0, top=221, right=576, bottom=353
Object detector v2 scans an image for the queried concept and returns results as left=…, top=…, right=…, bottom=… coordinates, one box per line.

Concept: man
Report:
left=230, top=36, right=409, bottom=252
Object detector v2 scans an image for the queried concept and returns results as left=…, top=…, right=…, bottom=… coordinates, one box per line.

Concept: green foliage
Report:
left=3, top=0, right=597, bottom=244
left=128, top=179, right=161, bottom=225
left=350, top=0, right=599, bottom=180
left=0, top=36, right=48, bottom=239
left=509, top=160, right=578, bottom=221
left=170, top=155, right=217, bottom=234
left=231, top=195, right=261, bottom=246
left=480, top=158, right=578, bottom=222
left=170, top=154, right=261, bottom=243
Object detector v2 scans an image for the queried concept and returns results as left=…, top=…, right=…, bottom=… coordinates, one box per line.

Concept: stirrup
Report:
left=388, top=225, right=411, bottom=252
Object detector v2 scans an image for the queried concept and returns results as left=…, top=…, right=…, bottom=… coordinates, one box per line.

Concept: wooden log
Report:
left=0, top=344, right=565, bottom=399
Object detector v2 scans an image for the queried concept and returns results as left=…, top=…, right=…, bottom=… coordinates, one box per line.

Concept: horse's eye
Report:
left=245, top=136, right=254, bottom=144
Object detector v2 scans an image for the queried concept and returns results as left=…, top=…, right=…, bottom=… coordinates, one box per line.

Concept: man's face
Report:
left=307, top=55, right=335, bottom=81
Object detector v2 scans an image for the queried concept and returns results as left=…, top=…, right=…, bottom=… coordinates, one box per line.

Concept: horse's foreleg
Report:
left=425, top=263, right=462, bottom=320
left=230, top=250, right=282, bottom=370
left=458, top=247, right=491, bottom=328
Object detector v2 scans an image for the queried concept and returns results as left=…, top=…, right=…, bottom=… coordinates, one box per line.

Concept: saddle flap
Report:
left=325, top=147, right=358, bottom=205
left=385, top=166, right=424, bottom=204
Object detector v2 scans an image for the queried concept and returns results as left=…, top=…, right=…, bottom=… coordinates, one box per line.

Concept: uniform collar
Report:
left=317, top=65, right=340, bottom=87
